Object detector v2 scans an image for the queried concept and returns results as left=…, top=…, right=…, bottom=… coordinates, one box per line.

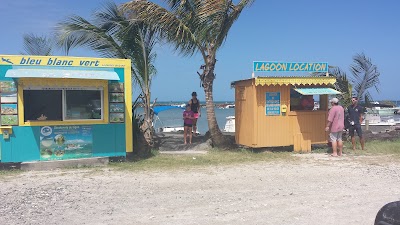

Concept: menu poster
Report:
left=0, top=81, right=18, bottom=125
left=109, top=82, right=124, bottom=92
left=40, top=125, right=93, bottom=161
left=0, top=81, right=17, bottom=93
left=110, top=113, right=124, bottom=123
left=109, top=82, right=125, bottom=123
left=110, top=103, right=124, bottom=113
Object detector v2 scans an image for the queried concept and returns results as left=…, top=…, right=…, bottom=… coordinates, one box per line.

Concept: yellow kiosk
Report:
left=232, top=62, right=340, bottom=152
left=0, top=55, right=132, bottom=163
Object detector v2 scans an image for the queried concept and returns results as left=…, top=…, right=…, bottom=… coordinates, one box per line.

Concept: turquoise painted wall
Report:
left=0, top=124, right=126, bottom=163
left=0, top=65, right=13, bottom=80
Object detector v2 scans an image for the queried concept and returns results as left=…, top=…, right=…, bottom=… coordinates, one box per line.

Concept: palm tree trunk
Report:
left=141, top=90, right=153, bottom=150
left=202, top=56, right=230, bottom=148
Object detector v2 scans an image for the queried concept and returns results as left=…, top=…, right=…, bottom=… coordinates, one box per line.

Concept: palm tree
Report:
left=22, top=33, right=54, bottom=56
left=55, top=2, right=158, bottom=155
left=349, top=53, right=380, bottom=104
left=312, top=66, right=352, bottom=107
left=122, top=0, right=255, bottom=147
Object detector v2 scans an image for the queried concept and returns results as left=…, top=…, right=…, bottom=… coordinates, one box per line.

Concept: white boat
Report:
left=152, top=105, right=201, bottom=135
left=361, top=114, right=397, bottom=133
left=223, top=116, right=235, bottom=132
left=367, top=102, right=400, bottom=116
left=218, top=104, right=235, bottom=109
left=156, top=126, right=200, bottom=134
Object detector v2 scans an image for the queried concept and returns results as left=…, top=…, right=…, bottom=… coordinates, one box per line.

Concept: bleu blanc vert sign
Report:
left=253, top=62, right=328, bottom=72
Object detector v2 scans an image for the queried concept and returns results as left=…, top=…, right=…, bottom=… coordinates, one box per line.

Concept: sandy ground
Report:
left=1, top=154, right=400, bottom=225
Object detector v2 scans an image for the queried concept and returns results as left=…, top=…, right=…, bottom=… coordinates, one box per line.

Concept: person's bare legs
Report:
left=184, top=126, right=188, bottom=144
left=360, top=137, right=365, bottom=150
left=331, top=140, right=338, bottom=156
left=189, top=127, right=193, bottom=144
left=192, top=118, right=198, bottom=135
left=338, top=140, right=343, bottom=156
left=351, top=136, right=356, bottom=150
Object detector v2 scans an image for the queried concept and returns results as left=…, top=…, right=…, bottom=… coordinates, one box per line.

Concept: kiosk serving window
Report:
left=65, top=90, right=102, bottom=120
left=290, top=89, right=318, bottom=111
left=24, top=90, right=63, bottom=121
left=290, top=87, right=340, bottom=111
left=23, top=87, right=103, bottom=122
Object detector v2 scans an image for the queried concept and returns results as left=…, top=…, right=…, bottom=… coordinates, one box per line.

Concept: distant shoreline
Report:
left=136, top=100, right=400, bottom=108
left=149, top=101, right=235, bottom=108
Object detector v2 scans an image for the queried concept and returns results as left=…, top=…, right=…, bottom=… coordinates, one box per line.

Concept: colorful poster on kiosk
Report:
left=40, top=125, right=93, bottom=161
left=266, top=92, right=281, bottom=116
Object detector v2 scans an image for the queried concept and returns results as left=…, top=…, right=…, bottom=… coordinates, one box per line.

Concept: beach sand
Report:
left=1, top=152, right=399, bottom=225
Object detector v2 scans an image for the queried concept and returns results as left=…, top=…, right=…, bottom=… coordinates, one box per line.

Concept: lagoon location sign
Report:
left=253, top=61, right=328, bottom=73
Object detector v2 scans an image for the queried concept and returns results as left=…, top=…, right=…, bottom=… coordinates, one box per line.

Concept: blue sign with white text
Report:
left=253, top=62, right=328, bottom=72
left=266, top=92, right=280, bottom=116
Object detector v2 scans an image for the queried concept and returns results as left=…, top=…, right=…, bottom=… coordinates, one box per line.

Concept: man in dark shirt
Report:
left=347, top=97, right=365, bottom=150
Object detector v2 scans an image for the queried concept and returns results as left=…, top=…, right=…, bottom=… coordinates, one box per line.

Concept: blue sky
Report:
left=1, top=0, right=399, bottom=101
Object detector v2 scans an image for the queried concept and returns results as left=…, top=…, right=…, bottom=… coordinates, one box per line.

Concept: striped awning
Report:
left=294, top=88, right=341, bottom=95
left=254, top=77, right=336, bottom=86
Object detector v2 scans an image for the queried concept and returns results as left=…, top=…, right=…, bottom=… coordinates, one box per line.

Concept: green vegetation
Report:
left=122, top=0, right=255, bottom=148
left=22, top=33, right=54, bottom=56
left=349, top=53, right=380, bottom=103
left=110, top=149, right=294, bottom=171
left=355, top=139, right=400, bottom=156
left=312, top=139, right=400, bottom=156
left=2, top=140, right=400, bottom=175
left=313, top=53, right=380, bottom=106
left=55, top=2, right=158, bottom=155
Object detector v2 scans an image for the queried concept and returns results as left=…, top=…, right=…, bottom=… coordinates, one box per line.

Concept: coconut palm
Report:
left=122, top=0, right=255, bottom=147
left=328, top=67, right=353, bottom=107
left=349, top=53, right=380, bottom=104
left=55, top=2, right=157, bottom=155
left=22, top=33, right=54, bottom=56
left=312, top=66, right=353, bottom=107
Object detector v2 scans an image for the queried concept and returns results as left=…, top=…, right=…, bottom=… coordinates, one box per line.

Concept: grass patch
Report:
left=311, top=139, right=400, bottom=156
left=357, top=139, right=400, bottom=156
left=110, top=149, right=294, bottom=171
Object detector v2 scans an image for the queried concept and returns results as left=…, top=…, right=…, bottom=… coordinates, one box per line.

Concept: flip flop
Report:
left=330, top=154, right=338, bottom=157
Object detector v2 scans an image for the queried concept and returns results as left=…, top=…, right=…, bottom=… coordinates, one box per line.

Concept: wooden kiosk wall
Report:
left=234, top=78, right=332, bottom=152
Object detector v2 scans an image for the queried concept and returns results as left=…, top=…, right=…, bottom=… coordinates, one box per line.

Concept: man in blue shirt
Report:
left=347, top=97, right=366, bottom=150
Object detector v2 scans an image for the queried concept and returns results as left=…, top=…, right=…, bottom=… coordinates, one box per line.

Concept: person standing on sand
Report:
left=188, top=91, right=201, bottom=135
left=325, top=98, right=345, bottom=157
left=347, top=97, right=366, bottom=150
left=183, top=104, right=195, bottom=144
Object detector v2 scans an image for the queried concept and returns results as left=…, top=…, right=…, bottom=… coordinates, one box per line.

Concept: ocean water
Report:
left=134, top=101, right=400, bottom=134
left=136, top=106, right=235, bottom=134
left=153, top=107, right=235, bottom=134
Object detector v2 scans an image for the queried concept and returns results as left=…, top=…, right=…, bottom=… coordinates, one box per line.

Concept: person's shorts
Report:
left=193, top=113, right=199, bottom=119
left=330, top=131, right=343, bottom=142
left=349, top=124, right=363, bottom=138
left=184, top=123, right=192, bottom=127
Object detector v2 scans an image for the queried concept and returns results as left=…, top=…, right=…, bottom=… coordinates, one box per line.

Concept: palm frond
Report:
left=311, top=66, right=352, bottom=106
left=198, top=0, right=255, bottom=49
left=55, top=15, right=126, bottom=58
left=349, top=53, right=380, bottom=101
left=55, top=1, right=158, bottom=98
left=121, top=1, right=199, bottom=56
left=22, top=33, right=54, bottom=56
